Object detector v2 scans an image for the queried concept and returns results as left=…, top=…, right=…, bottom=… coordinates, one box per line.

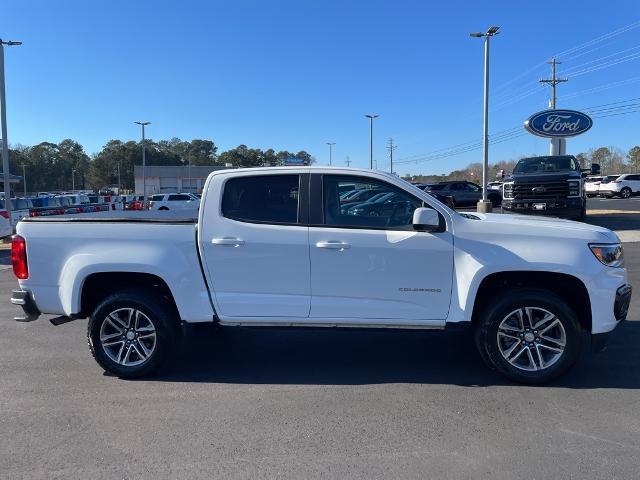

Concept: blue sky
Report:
left=2, top=0, right=640, bottom=175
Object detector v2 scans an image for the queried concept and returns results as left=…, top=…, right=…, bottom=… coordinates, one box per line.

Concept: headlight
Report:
left=503, top=182, right=514, bottom=199
left=568, top=180, right=580, bottom=197
left=589, top=243, right=624, bottom=268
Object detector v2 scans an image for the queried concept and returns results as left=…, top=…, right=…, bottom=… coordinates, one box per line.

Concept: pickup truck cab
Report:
left=10, top=167, right=631, bottom=384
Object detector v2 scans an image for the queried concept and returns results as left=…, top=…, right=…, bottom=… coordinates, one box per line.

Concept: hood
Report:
left=507, top=171, right=581, bottom=182
left=459, top=212, right=620, bottom=243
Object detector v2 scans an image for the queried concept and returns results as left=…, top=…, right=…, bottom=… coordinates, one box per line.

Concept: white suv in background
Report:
left=149, top=193, right=200, bottom=211
left=585, top=176, right=603, bottom=197
left=599, top=174, right=640, bottom=199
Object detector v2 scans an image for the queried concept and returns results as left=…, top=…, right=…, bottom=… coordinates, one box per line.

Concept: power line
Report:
left=559, top=76, right=640, bottom=101
left=395, top=98, right=640, bottom=167
left=560, top=44, right=640, bottom=74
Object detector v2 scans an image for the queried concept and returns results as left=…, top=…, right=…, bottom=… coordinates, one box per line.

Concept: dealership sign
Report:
left=285, top=157, right=308, bottom=166
left=524, top=109, right=593, bottom=138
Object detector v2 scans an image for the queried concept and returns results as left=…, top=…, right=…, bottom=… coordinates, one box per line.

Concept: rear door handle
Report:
left=316, top=241, right=351, bottom=250
left=211, top=237, right=245, bottom=246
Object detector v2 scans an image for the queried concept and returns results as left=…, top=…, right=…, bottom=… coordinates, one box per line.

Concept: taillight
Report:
left=0, top=211, right=8, bottom=219
left=30, top=211, right=40, bottom=217
left=11, top=235, right=28, bottom=280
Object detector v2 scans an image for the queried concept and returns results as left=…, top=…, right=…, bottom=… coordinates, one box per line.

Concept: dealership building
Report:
left=133, top=165, right=232, bottom=195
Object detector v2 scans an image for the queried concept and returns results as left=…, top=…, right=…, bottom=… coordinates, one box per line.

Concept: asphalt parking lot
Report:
left=1, top=210, right=640, bottom=479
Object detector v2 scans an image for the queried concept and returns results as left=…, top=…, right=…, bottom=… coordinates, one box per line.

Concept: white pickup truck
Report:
left=10, top=167, right=632, bottom=384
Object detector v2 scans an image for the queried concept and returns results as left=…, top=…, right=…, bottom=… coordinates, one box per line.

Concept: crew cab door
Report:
left=308, top=174, right=453, bottom=322
left=199, top=172, right=310, bottom=318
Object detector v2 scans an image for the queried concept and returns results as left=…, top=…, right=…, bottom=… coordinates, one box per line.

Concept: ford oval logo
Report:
left=524, top=109, right=593, bottom=138
left=532, top=186, right=546, bottom=193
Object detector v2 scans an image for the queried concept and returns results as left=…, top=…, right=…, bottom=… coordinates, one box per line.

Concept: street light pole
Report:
left=365, top=114, right=379, bottom=169
left=135, top=121, right=150, bottom=208
left=470, top=26, right=500, bottom=213
left=326, top=142, right=335, bottom=166
left=0, top=38, right=21, bottom=220
left=72, top=169, right=76, bottom=192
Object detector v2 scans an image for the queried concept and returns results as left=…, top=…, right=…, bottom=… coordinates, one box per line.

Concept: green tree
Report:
left=627, top=146, right=640, bottom=171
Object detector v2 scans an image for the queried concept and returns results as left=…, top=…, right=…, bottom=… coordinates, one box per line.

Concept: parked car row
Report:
left=419, top=181, right=502, bottom=208
left=586, top=174, right=640, bottom=198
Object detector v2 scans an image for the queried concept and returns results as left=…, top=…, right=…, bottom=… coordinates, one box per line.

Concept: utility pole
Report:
left=21, top=164, right=26, bottom=196
left=326, top=142, right=335, bottom=166
left=365, top=114, right=379, bottom=169
left=470, top=26, right=500, bottom=214
left=540, top=57, right=568, bottom=156
left=387, top=138, right=397, bottom=174
left=117, top=159, right=121, bottom=194
left=345, top=156, right=351, bottom=167
left=135, top=121, right=150, bottom=208
left=72, top=169, right=76, bottom=192
left=0, top=38, right=22, bottom=220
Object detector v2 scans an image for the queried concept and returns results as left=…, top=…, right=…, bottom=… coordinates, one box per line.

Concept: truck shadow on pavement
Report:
left=151, top=320, right=640, bottom=388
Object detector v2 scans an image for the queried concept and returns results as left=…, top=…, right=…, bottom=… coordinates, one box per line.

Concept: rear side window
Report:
left=168, top=194, right=191, bottom=201
left=151, top=195, right=165, bottom=201
left=222, top=175, right=300, bottom=224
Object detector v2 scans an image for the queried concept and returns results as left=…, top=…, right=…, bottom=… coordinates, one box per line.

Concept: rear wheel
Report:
left=88, top=289, right=178, bottom=378
left=159, top=206, right=170, bottom=211
left=474, top=288, right=581, bottom=384
left=621, top=187, right=632, bottom=199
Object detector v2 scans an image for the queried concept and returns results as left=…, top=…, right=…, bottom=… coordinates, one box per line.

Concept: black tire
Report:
left=159, top=206, right=169, bottom=211
left=88, top=288, right=179, bottom=378
left=474, top=288, right=581, bottom=384
left=621, top=187, right=632, bottom=199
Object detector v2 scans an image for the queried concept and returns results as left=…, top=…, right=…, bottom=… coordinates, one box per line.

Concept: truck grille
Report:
left=511, top=181, right=569, bottom=199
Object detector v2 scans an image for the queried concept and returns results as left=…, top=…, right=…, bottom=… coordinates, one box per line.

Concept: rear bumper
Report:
left=11, top=289, right=41, bottom=322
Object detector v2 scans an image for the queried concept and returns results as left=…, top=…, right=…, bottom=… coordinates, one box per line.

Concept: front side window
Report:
left=151, top=195, right=164, bottom=201
left=222, top=174, right=300, bottom=224
left=323, top=175, right=422, bottom=230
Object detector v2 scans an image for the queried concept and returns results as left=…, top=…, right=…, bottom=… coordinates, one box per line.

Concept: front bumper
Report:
left=11, top=289, right=41, bottom=322
left=591, top=283, right=632, bottom=352
left=502, top=197, right=583, bottom=218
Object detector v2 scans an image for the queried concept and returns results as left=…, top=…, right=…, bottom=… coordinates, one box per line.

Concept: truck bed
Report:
left=23, top=210, right=197, bottom=223
left=16, top=215, right=213, bottom=322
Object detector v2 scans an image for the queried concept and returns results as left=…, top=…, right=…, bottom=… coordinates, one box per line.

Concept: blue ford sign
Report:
left=524, top=109, right=593, bottom=138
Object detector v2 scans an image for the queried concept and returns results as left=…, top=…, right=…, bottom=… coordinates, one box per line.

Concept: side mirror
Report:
left=591, top=163, right=601, bottom=175
left=496, top=169, right=505, bottom=180
left=413, top=207, right=440, bottom=232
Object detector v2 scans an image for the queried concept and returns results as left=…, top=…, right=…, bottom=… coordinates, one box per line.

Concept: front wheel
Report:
left=621, top=187, right=632, bottom=199
left=474, top=288, right=581, bottom=384
left=88, top=289, right=178, bottom=378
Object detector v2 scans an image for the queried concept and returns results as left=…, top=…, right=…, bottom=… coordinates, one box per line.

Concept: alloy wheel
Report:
left=99, top=308, right=157, bottom=367
left=496, top=307, right=566, bottom=371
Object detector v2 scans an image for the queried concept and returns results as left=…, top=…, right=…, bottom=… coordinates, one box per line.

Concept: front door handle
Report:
left=211, top=237, right=245, bottom=247
left=316, top=241, right=351, bottom=250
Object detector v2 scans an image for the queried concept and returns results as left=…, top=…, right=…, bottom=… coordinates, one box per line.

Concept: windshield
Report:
left=513, top=155, right=578, bottom=173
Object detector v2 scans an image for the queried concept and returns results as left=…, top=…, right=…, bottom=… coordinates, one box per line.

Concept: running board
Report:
left=50, top=316, right=76, bottom=326
left=218, top=321, right=445, bottom=329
